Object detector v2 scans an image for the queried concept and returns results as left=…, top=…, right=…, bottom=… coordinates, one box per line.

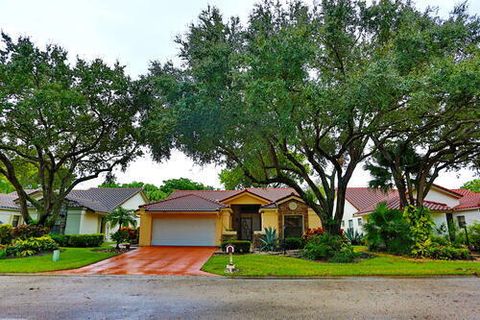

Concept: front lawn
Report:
left=0, top=247, right=117, bottom=273
left=202, top=250, right=480, bottom=277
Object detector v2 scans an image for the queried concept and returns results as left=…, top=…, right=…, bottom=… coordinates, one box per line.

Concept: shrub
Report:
left=363, top=203, right=412, bottom=255
left=120, top=227, right=138, bottom=244
left=260, top=227, right=277, bottom=251
left=6, top=235, right=58, bottom=257
left=11, top=224, right=49, bottom=240
left=303, top=227, right=325, bottom=241
left=344, top=228, right=363, bottom=245
left=111, top=229, right=130, bottom=249
left=425, top=244, right=471, bottom=260
left=50, top=234, right=104, bottom=247
left=221, top=240, right=251, bottom=253
left=468, top=222, right=480, bottom=250
left=329, top=246, right=358, bottom=263
left=284, top=237, right=304, bottom=250
left=403, top=206, right=434, bottom=257
left=0, top=224, right=13, bottom=245
left=0, top=245, right=6, bottom=259
left=302, top=233, right=355, bottom=262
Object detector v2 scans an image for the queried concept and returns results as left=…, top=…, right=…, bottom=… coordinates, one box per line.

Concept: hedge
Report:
left=50, top=234, right=104, bottom=247
left=221, top=240, right=251, bottom=253
left=6, top=235, right=58, bottom=257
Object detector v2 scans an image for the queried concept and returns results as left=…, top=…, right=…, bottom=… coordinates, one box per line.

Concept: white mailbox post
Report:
left=225, top=244, right=236, bottom=273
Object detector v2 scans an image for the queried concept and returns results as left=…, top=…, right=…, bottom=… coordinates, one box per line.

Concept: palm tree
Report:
left=106, top=207, right=137, bottom=232
left=106, top=207, right=137, bottom=249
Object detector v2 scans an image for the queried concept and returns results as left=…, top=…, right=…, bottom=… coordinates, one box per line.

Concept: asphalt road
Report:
left=1, top=276, right=479, bottom=319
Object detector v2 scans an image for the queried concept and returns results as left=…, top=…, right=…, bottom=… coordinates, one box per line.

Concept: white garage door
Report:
left=152, top=217, right=216, bottom=246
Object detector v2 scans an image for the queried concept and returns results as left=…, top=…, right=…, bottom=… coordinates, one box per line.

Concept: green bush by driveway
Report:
left=50, top=234, right=104, bottom=247
left=202, top=250, right=480, bottom=277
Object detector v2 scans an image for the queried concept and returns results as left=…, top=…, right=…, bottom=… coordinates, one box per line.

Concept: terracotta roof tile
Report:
left=345, top=187, right=396, bottom=211
left=142, top=194, right=226, bottom=212
left=451, top=189, right=480, bottom=211
left=168, top=188, right=297, bottom=203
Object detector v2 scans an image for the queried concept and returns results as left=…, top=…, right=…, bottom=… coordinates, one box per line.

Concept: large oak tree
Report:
left=365, top=3, right=480, bottom=207
left=0, top=34, right=144, bottom=226
left=144, top=0, right=479, bottom=233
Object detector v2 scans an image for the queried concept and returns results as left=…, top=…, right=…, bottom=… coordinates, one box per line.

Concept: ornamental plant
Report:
left=403, top=206, right=434, bottom=257
left=0, top=224, right=13, bottom=245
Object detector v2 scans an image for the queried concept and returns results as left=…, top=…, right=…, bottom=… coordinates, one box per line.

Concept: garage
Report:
left=151, top=216, right=217, bottom=246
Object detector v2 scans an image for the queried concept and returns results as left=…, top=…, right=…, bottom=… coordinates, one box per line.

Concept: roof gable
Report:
left=142, top=194, right=225, bottom=212
left=66, top=188, right=143, bottom=213
left=220, top=190, right=271, bottom=205
left=167, top=188, right=297, bottom=205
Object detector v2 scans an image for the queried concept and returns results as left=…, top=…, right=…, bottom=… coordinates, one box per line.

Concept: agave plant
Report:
left=344, top=228, right=363, bottom=245
left=260, top=227, right=278, bottom=251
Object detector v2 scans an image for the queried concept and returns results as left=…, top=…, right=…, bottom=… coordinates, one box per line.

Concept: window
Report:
left=357, top=218, right=363, bottom=226
left=457, top=215, right=466, bottom=228
left=348, top=219, right=353, bottom=229
left=11, top=215, right=20, bottom=227
left=284, top=215, right=303, bottom=238
left=341, top=220, right=345, bottom=227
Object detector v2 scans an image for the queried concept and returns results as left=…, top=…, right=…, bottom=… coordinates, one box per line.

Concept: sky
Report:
left=1, top=0, right=478, bottom=190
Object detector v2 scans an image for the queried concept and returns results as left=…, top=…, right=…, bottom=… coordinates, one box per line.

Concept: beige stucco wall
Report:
left=79, top=210, right=101, bottom=234
left=139, top=210, right=152, bottom=246
left=307, top=209, right=322, bottom=229
left=261, top=209, right=279, bottom=231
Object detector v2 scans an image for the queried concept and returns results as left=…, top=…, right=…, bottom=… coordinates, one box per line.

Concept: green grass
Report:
left=202, top=249, right=480, bottom=277
left=0, top=247, right=117, bottom=273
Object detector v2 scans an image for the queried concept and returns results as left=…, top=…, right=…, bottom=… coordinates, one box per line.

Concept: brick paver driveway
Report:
left=59, top=246, right=216, bottom=276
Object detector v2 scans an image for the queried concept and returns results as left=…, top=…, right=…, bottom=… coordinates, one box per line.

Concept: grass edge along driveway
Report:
left=202, top=252, right=480, bottom=277
left=0, top=247, right=117, bottom=273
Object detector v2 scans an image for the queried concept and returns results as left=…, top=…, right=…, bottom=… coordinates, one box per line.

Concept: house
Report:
left=138, top=188, right=322, bottom=247
left=0, top=189, right=40, bottom=227
left=342, top=185, right=480, bottom=235
left=0, top=188, right=148, bottom=238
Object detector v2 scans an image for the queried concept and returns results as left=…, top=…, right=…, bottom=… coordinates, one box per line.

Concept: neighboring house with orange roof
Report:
left=342, top=185, right=480, bottom=235
left=0, top=188, right=148, bottom=238
left=138, top=188, right=322, bottom=247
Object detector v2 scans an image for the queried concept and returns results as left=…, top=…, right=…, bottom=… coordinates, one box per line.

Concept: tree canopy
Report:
left=0, top=33, right=148, bottom=225
left=462, top=179, right=480, bottom=193
left=365, top=2, right=480, bottom=207
left=142, top=0, right=480, bottom=232
left=98, top=177, right=214, bottom=201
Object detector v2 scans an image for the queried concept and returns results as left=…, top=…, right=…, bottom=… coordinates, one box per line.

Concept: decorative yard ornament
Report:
left=225, top=244, right=236, bottom=273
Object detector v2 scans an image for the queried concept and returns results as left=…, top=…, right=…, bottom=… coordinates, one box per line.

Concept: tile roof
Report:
left=351, top=186, right=480, bottom=215
left=0, top=189, right=40, bottom=210
left=345, top=187, right=396, bottom=211
left=0, top=193, right=22, bottom=210
left=451, top=189, right=480, bottom=211
left=142, top=194, right=226, bottom=212
left=168, top=188, right=297, bottom=204
left=66, top=188, right=143, bottom=213
left=158, top=188, right=298, bottom=211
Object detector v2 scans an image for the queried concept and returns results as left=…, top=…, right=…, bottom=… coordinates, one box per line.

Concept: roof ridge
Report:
left=141, top=193, right=225, bottom=208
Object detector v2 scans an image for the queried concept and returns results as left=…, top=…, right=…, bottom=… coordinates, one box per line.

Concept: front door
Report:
left=240, top=217, right=253, bottom=241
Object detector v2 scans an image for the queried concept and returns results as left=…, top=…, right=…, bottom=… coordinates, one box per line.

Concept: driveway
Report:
left=58, top=246, right=216, bottom=276
left=1, top=276, right=480, bottom=319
